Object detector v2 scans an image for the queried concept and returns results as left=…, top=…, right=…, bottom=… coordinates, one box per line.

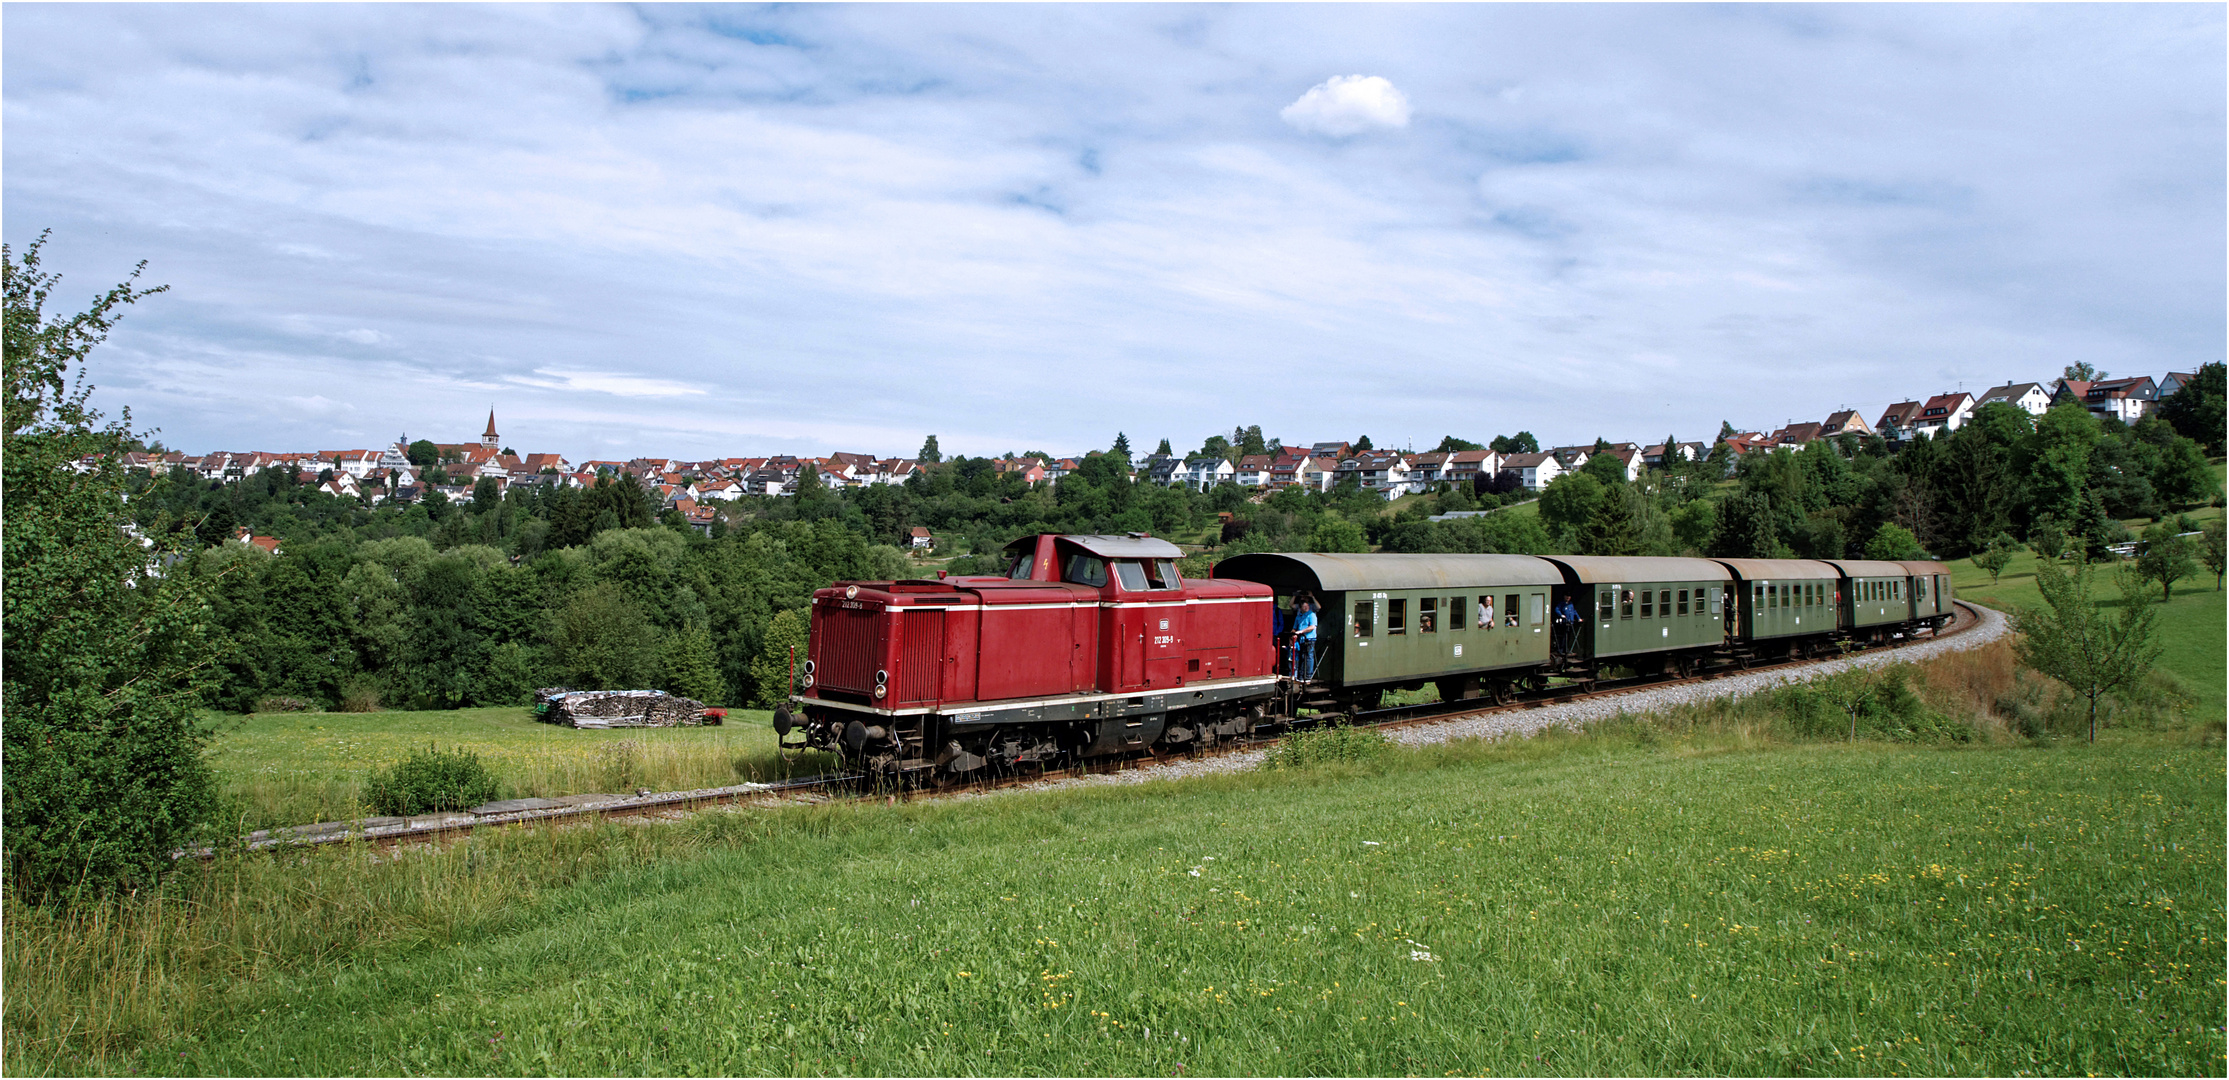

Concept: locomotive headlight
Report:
left=874, top=685, right=887, bottom=699
left=875, top=669, right=888, bottom=685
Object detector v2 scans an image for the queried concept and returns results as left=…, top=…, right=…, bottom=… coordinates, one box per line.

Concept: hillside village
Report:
left=115, top=371, right=2212, bottom=536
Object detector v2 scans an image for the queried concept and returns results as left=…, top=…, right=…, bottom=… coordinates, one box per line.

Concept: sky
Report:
left=5, top=4, right=2222, bottom=462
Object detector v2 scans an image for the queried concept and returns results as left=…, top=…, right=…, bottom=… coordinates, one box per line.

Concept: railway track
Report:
left=206, top=600, right=1983, bottom=858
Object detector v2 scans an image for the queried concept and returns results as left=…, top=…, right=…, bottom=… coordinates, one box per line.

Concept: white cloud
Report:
left=505, top=369, right=706, bottom=398
left=1280, top=75, right=1412, bottom=137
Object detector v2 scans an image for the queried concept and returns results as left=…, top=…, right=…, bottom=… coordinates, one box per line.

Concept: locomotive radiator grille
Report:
left=898, top=609, right=944, bottom=704
left=815, top=605, right=883, bottom=693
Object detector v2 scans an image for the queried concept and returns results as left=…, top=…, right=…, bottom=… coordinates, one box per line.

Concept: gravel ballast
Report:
left=981, top=603, right=2010, bottom=796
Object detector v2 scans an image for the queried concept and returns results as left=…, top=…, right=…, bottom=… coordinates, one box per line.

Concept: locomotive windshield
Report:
left=1062, top=554, right=1108, bottom=587
left=1110, top=558, right=1183, bottom=592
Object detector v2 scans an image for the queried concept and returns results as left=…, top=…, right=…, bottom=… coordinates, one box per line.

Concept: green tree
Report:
left=1352, top=435, right=1374, bottom=452
left=2156, top=362, right=2224, bottom=455
left=1669, top=497, right=1717, bottom=554
left=1234, top=425, right=1267, bottom=458
left=1970, top=533, right=2015, bottom=584
left=406, top=438, right=439, bottom=470
left=1307, top=515, right=1369, bottom=553
left=1578, top=484, right=1643, bottom=556
left=1433, top=435, right=1484, bottom=452
left=749, top=608, right=810, bottom=706
left=2133, top=523, right=2197, bottom=602
left=2147, top=435, right=2213, bottom=508
left=660, top=623, right=728, bottom=706
left=1866, top=522, right=1926, bottom=562
left=4, top=233, right=224, bottom=900
left=1536, top=472, right=1605, bottom=546
left=2063, top=361, right=2100, bottom=381
left=545, top=581, right=658, bottom=690
left=1579, top=452, right=1627, bottom=487
left=1110, top=431, right=1132, bottom=463
left=2010, top=558, right=2160, bottom=742
left=1489, top=432, right=1539, bottom=454
left=917, top=435, right=941, bottom=464
left=2201, top=519, right=2226, bottom=590
left=1709, top=491, right=1781, bottom=558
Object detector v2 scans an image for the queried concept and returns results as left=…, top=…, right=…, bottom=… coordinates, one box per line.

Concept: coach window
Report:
left=1711, top=587, right=1723, bottom=615
left=1640, top=589, right=1653, bottom=618
left=1677, top=589, right=1689, bottom=617
left=1660, top=590, right=1672, bottom=617
left=1112, top=560, right=1150, bottom=591
left=1754, top=583, right=1765, bottom=610
left=1598, top=590, right=1614, bottom=621
left=1530, top=593, right=1546, bottom=625
left=1388, top=598, right=1407, bottom=635
left=1449, top=597, right=1465, bottom=633
left=1352, top=601, right=1373, bottom=638
left=1620, top=589, right=1635, bottom=619
left=1506, top=594, right=1523, bottom=627
left=1063, top=554, right=1108, bottom=588
left=1419, top=597, right=1437, bottom=633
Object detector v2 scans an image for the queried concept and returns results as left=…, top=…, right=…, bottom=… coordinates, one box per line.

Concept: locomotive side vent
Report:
left=899, top=609, right=945, bottom=704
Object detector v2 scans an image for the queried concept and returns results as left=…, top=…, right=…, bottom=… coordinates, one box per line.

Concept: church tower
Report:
left=481, top=409, right=499, bottom=450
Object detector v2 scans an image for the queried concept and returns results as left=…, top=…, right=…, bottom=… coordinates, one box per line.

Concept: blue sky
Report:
left=5, top=4, right=2221, bottom=460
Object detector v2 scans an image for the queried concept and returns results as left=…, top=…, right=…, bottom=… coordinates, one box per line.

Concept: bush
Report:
left=251, top=695, right=317, bottom=714
left=1263, top=723, right=1391, bottom=770
left=337, top=679, right=382, bottom=713
left=362, top=747, right=503, bottom=816
left=1771, top=665, right=1972, bottom=743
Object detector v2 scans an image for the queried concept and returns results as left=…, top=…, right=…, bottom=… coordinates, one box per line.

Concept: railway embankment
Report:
left=980, top=601, right=2008, bottom=794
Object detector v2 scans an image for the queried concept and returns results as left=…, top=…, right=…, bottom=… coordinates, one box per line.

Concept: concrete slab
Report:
left=468, top=797, right=569, bottom=815
left=360, top=816, right=409, bottom=829
left=548, top=793, right=627, bottom=807
left=406, top=814, right=476, bottom=829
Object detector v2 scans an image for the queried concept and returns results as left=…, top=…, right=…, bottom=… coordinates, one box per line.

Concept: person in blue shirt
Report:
left=1291, top=593, right=1320, bottom=680
left=1553, top=595, right=1583, bottom=659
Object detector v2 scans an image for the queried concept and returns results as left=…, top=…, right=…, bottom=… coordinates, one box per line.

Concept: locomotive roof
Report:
left=1537, top=555, right=1732, bottom=584
left=1212, top=552, right=1563, bottom=593
left=1709, top=558, right=1842, bottom=580
left=1058, top=534, right=1186, bottom=559
left=1817, top=559, right=1922, bottom=579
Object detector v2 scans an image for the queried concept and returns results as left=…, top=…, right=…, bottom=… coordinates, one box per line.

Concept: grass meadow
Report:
left=204, top=707, right=835, bottom=830
left=8, top=701, right=2221, bottom=1076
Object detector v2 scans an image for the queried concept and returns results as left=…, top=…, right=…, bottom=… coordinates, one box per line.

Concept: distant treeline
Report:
left=132, top=374, right=2218, bottom=713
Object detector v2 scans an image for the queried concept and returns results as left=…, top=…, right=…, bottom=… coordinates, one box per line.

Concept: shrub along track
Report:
left=205, top=601, right=1992, bottom=856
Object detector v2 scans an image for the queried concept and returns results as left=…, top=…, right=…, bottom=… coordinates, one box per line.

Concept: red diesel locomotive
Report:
left=779, top=533, right=1280, bottom=779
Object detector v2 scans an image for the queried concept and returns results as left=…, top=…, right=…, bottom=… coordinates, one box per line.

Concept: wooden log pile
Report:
left=533, top=688, right=713, bottom=729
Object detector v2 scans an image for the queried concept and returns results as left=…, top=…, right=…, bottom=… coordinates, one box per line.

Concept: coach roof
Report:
left=1817, top=559, right=1918, bottom=579
left=1212, top=553, right=1562, bottom=594
left=1711, top=558, right=1841, bottom=580
left=1537, top=555, right=1732, bottom=584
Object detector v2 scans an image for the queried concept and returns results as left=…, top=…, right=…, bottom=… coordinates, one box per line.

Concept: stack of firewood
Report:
left=533, top=688, right=711, bottom=729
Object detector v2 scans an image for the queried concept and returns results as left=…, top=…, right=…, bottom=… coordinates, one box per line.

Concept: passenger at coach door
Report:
left=1291, top=593, right=1320, bottom=680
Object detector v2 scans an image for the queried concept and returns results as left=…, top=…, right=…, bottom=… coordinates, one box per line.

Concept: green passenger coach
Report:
left=1711, top=558, right=1842, bottom=649
left=1823, top=559, right=1923, bottom=638
left=1212, top=553, right=1562, bottom=696
left=1538, top=556, right=1731, bottom=675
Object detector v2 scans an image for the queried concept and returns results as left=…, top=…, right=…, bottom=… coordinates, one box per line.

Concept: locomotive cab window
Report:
left=1352, top=601, right=1373, bottom=638
left=1388, top=598, right=1407, bottom=635
left=1112, top=560, right=1149, bottom=592
left=1062, top=554, right=1107, bottom=588
left=1007, top=551, right=1036, bottom=580
left=1149, top=560, right=1181, bottom=590
left=1419, top=597, right=1437, bottom=633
